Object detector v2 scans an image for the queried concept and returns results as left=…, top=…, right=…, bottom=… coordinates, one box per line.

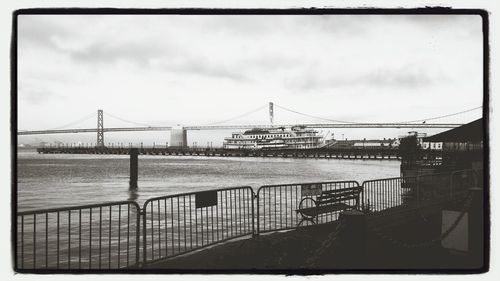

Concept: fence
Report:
left=361, top=177, right=416, bottom=212
left=361, top=169, right=483, bottom=213
left=450, top=169, right=482, bottom=198
left=141, top=186, right=254, bottom=264
left=16, top=169, right=482, bottom=269
left=16, top=201, right=141, bottom=270
left=256, top=181, right=360, bottom=233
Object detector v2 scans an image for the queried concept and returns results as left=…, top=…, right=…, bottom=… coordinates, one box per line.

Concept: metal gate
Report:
left=256, top=181, right=361, bottom=233
left=142, top=186, right=254, bottom=264
left=16, top=201, right=141, bottom=270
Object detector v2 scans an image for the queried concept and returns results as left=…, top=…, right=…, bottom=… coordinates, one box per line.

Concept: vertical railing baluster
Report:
left=163, top=199, right=167, bottom=257
left=274, top=187, right=277, bottom=230
left=68, top=210, right=71, bottom=269
left=292, top=185, right=300, bottom=226
left=99, top=207, right=102, bottom=269
left=183, top=196, right=187, bottom=251
left=56, top=212, right=59, bottom=269
left=224, top=190, right=227, bottom=239
left=284, top=185, right=287, bottom=227
left=215, top=194, right=219, bottom=241
left=268, top=188, right=271, bottom=231
left=210, top=202, right=214, bottom=244
left=150, top=202, right=154, bottom=260
left=190, top=196, right=193, bottom=250
left=118, top=205, right=121, bottom=268
left=89, top=208, right=92, bottom=269
left=45, top=213, right=48, bottom=269
left=135, top=204, right=140, bottom=267
left=157, top=201, right=161, bottom=258
left=108, top=206, right=112, bottom=269
left=178, top=197, right=181, bottom=251
left=171, top=199, right=174, bottom=253
left=195, top=198, right=198, bottom=248
left=252, top=189, right=256, bottom=236
left=33, top=214, right=36, bottom=269
left=239, top=189, right=243, bottom=235
left=126, top=205, right=129, bottom=267
left=20, top=216, right=24, bottom=269
left=229, top=190, right=233, bottom=237
left=243, top=189, right=247, bottom=233
left=79, top=209, right=82, bottom=269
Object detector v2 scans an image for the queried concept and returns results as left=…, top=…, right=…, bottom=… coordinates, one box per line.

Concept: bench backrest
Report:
left=316, top=186, right=362, bottom=205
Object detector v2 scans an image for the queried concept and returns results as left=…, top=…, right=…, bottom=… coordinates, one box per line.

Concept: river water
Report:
left=17, top=149, right=400, bottom=212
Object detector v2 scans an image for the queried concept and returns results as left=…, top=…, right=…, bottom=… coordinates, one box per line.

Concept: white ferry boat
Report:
left=223, top=125, right=323, bottom=150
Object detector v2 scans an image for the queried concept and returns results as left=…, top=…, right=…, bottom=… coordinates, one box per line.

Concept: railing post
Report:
left=252, top=191, right=256, bottom=237
left=135, top=204, right=141, bottom=267
left=255, top=191, right=260, bottom=236
left=360, top=182, right=365, bottom=211
left=142, top=207, right=147, bottom=265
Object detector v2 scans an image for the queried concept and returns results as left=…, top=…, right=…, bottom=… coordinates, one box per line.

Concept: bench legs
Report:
left=297, top=216, right=317, bottom=227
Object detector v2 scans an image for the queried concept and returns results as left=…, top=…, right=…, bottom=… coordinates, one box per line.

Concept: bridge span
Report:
left=17, top=123, right=462, bottom=136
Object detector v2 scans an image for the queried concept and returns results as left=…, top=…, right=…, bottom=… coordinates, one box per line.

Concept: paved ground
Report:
left=143, top=215, right=480, bottom=273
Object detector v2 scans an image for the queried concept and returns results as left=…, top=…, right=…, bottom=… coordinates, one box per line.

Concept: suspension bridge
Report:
left=18, top=102, right=481, bottom=147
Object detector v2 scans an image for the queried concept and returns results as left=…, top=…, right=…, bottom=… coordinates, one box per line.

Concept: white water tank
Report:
left=170, top=125, right=187, bottom=148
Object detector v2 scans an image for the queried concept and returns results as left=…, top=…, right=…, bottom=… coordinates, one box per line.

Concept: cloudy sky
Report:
left=17, top=14, right=483, bottom=145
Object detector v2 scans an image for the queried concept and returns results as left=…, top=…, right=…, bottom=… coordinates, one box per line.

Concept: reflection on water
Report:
left=17, top=149, right=400, bottom=212
left=128, top=188, right=139, bottom=202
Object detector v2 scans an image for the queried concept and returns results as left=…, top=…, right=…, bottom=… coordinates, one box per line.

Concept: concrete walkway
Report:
left=143, top=214, right=476, bottom=272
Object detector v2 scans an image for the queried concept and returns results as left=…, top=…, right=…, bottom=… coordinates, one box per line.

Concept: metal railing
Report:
left=361, top=169, right=483, bottom=213
left=141, top=186, right=254, bottom=264
left=256, top=181, right=360, bottom=233
left=450, top=169, right=482, bottom=198
left=415, top=172, right=454, bottom=203
left=16, top=201, right=141, bottom=270
left=16, top=168, right=483, bottom=269
left=361, top=177, right=416, bottom=212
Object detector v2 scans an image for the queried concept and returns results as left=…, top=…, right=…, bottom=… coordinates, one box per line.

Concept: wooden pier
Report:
left=36, top=146, right=402, bottom=160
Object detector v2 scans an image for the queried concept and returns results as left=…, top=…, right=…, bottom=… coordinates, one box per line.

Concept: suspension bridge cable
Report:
left=204, top=104, right=268, bottom=126
left=398, top=106, right=483, bottom=124
left=274, top=103, right=362, bottom=124
left=47, top=112, right=96, bottom=130
left=103, top=112, right=153, bottom=127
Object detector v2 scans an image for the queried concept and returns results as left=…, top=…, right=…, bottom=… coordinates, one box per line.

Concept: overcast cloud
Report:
left=17, top=14, right=483, bottom=144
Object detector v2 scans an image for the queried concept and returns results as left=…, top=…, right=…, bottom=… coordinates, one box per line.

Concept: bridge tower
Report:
left=269, top=102, right=274, bottom=126
left=97, top=109, right=104, bottom=147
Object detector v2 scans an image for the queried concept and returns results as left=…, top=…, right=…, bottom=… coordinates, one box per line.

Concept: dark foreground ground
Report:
left=144, top=215, right=480, bottom=273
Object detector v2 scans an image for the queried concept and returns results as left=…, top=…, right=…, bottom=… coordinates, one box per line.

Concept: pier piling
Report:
left=130, top=148, right=138, bottom=189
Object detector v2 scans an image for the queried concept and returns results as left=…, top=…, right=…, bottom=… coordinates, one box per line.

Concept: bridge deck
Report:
left=18, top=123, right=462, bottom=135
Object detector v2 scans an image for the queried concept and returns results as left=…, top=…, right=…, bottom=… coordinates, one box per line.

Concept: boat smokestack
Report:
left=269, top=102, right=274, bottom=126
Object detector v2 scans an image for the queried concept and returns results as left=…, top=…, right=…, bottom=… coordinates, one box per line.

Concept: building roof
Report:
left=423, top=118, right=483, bottom=142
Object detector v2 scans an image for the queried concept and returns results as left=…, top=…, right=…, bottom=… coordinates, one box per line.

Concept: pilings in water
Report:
left=36, top=146, right=402, bottom=160
left=129, top=148, right=138, bottom=189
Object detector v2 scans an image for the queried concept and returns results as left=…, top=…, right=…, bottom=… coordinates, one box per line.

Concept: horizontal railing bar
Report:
left=258, top=180, right=360, bottom=193
left=17, top=201, right=140, bottom=216
left=142, top=186, right=253, bottom=206
left=361, top=177, right=412, bottom=185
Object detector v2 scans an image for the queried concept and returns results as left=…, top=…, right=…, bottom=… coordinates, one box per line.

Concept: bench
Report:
left=295, top=186, right=362, bottom=225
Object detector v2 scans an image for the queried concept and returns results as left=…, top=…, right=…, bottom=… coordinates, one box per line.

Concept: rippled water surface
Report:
left=17, top=149, right=400, bottom=212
